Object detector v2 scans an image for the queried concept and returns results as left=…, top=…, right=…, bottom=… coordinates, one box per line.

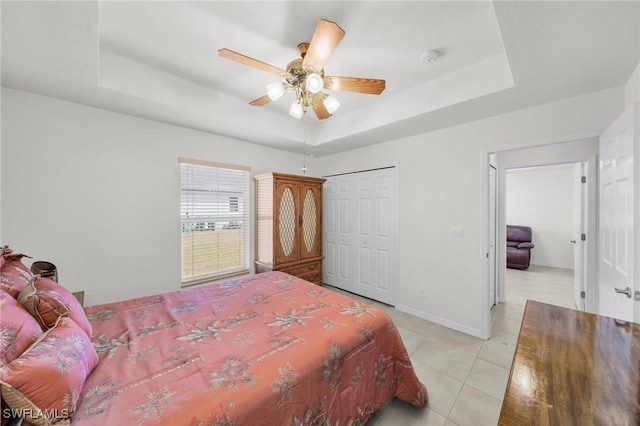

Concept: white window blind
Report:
left=179, top=158, right=251, bottom=286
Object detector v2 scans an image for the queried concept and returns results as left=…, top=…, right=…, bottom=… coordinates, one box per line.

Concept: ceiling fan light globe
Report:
left=266, top=82, right=285, bottom=101
left=306, top=73, right=324, bottom=94
left=289, top=102, right=304, bottom=119
left=324, top=95, right=340, bottom=114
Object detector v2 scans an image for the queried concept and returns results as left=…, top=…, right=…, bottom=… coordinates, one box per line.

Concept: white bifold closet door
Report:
left=323, top=167, right=398, bottom=305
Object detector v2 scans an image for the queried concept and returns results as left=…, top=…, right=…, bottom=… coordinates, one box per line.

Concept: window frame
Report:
left=179, top=157, right=251, bottom=287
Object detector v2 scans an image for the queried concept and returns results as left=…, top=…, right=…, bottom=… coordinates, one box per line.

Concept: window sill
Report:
left=181, top=268, right=251, bottom=288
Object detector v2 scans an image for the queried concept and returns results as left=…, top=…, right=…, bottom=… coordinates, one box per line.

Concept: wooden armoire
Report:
left=254, top=172, right=326, bottom=286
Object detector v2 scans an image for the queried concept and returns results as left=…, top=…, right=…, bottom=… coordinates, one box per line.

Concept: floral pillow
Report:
left=18, top=277, right=92, bottom=338
left=0, top=291, right=43, bottom=366
left=0, top=254, right=33, bottom=298
left=0, top=316, right=99, bottom=426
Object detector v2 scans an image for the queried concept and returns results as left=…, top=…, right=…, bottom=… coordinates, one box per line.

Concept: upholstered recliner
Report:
left=506, top=225, right=535, bottom=270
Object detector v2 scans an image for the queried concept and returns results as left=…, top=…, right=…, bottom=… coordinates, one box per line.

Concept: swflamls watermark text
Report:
left=2, top=408, right=69, bottom=419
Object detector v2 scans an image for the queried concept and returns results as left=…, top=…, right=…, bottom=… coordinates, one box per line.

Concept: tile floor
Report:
left=325, top=265, right=575, bottom=426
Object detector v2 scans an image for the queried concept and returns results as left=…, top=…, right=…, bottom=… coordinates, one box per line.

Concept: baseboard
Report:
left=530, top=261, right=574, bottom=270
left=394, top=304, right=488, bottom=340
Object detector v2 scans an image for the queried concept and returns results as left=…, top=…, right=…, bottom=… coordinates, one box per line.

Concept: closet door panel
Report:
left=324, top=181, right=337, bottom=282
left=359, top=247, right=372, bottom=287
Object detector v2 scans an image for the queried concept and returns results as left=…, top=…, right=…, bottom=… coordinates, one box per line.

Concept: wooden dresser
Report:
left=499, top=300, right=640, bottom=425
left=254, top=172, right=326, bottom=286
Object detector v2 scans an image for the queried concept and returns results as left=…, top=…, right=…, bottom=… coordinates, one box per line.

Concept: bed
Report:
left=1, top=264, right=427, bottom=425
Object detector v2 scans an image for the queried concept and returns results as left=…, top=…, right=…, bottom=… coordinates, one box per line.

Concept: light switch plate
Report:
left=452, top=227, right=464, bottom=238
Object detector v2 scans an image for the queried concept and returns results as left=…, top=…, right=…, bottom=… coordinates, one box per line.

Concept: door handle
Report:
left=570, top=240, right=576, bottom=244
left=615, top=286, right=632, bottom=298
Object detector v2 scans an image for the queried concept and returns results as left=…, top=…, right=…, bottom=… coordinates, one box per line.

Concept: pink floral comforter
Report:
left=73, top=272, right=427, bottom=425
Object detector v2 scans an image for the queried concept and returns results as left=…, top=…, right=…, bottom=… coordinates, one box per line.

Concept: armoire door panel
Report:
left=302, top=188, right=318, bottom=253
left=275, top=182, right=300, bottom=263
left=300, top=184, right=323, bottom=259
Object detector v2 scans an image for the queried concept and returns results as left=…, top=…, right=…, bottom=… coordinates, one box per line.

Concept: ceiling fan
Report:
left=218, top=19, right=386, bottom=120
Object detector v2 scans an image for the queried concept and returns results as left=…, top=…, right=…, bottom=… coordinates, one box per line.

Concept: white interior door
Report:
left=489, top=165, right=497, bottom=308
left=599, top=107, right=635, bottom=321
left=573, top=162, right=586, bottom=311
left=323, top=167, right=398, bottom=305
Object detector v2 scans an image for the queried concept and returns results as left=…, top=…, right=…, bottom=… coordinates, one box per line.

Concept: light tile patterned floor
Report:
left=325, top=265, right=574, bottom=426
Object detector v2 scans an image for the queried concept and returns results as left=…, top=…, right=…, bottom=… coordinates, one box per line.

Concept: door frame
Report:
left=488, top=164, right=497, bottom=309
left=481, top=132, right=600, bottom=339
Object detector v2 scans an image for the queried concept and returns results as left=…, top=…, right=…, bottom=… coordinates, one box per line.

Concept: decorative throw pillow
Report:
left=0, top=254, right=33, bottom=298
left=0, top=291, right=43, bottom=366
left=0, top=316, right=99, bottom=426
left=18, top=277, right=92, bottom=338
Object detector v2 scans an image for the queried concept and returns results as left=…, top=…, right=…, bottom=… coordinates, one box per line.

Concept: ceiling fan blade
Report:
left=249, top=95, right=272, bottom=106
left=312, top=94, right=331, bottom=120
left=218, top=48, right=286, bottom=76
left=302, top=19, right=345, bottom=72
left=326, top=76, right=386, bottom=95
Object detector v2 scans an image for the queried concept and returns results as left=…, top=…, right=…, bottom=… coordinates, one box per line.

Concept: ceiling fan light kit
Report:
left=305, top=73, right=324, bottom=94
left=266, top=82, right=285, bottom=101
left=323, top=95, right=340, bottom=114
left=289, top=101, right=304, bottom=119
left=218, top=19, right=386, bottom=120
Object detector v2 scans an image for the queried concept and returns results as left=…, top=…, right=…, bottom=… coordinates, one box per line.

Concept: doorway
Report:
left=504, top=163, right=581, bottom=310
left=482, top=137, right=599, bottom=339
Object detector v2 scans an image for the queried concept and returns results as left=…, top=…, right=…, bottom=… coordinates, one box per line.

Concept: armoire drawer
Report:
left=299, top=272, right=321, bottom=286
left=280, top=261, right=321, bottom=277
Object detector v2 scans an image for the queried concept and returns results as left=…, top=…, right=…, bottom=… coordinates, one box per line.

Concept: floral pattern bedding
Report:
left=72, top=271, right=427, bottom=425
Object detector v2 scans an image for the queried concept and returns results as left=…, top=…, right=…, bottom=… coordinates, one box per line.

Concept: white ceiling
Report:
left=2, top=1, right=638, bottom=156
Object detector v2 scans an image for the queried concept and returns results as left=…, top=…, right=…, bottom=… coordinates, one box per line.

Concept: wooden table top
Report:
left=498, top=300, right=640, bottom=425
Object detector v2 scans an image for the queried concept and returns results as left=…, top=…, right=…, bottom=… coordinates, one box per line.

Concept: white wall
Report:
left=506, top=164, right=575, bottom=269
left=1, top=84, right=626, bottom=338
left=625, top=61, right=640, bottom=107
left=312, top=86, right=623, bottom=338
left=1, top=88, right=307, bottom=306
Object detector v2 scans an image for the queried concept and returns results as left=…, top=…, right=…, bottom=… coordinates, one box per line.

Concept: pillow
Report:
left=0, top=291, right=44, bottom=367
left=0, top=316, right=99, bottom=426
left=0, top=254, right=33, bottom=298
left=18, top=277, right=92, bottom=338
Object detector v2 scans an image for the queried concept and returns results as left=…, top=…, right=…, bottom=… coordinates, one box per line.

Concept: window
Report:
left=179, top=158, right=250, bottom=286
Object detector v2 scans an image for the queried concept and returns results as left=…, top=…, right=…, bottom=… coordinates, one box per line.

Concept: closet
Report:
left=254, top=172, right=326, bottom=286
left=323, top=166, right=398, bottom=304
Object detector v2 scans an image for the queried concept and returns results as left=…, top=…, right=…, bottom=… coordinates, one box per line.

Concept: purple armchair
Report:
left=506, top=225, right=535, bottom=270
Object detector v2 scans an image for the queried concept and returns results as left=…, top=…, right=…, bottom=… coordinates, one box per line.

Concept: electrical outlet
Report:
left=420, top=287, right=426, bottom=297
left=452, top=227, right=464, bottom=238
